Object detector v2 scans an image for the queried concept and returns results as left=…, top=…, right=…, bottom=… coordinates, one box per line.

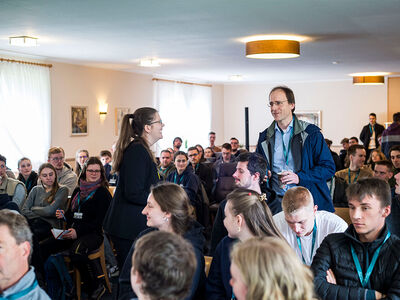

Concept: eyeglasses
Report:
left=150, top=119, right=163, bottom=125
left=78, top=156, right=88, bottom=159
left=188, top=154, right=198, bottom=157
left=50, top=156, right=64, bottom=162
left=267, top=100, right=288, bottom=107
left=175, top=159, right=187, bottom=163
left=87, top=169, right=101, bottom=174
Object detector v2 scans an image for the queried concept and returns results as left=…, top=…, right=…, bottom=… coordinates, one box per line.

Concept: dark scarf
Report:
left=18, top=171, right=38, bottom=193
left=71, top=178, right=101, bottom=210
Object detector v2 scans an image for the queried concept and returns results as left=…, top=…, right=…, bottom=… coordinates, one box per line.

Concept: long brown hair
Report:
left=79, top=157, right=109, bottom=188
left=75, top=149, right=89, bottom=176
left=113, top=107, right=157, bottom=172
left=226, top=188, right=284, bottom=239
left=38, top=163, right=60, bottom=204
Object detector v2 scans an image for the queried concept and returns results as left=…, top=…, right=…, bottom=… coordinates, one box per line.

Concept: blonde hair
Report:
left=282, top=187, right=314, bottom=214
left=231, top=237, right=315, bottom=300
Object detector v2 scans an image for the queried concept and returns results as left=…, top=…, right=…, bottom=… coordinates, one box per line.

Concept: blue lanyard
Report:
left=351, top=231, right=391, bottom=288
left=174, top=173, right=184, bottom=185
left=0, top=279, right=38, bottom=300
left=348, top=168, right=360, bottom=184
left=296, top=219, right=317, bottom=264
left=279, top=127, right=293, bottom=165
left=77, top=190, right=96, bottom=211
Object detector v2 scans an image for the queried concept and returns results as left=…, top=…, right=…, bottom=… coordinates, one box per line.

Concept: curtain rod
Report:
left=0, top=58, right=52, bottom=68
left=152, top=78, right=212, bottom=87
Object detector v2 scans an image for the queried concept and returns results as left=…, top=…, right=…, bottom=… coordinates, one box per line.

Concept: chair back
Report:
left=204, top=256, right=213, bottom=277
left=334, top=207, right=351, bottom=225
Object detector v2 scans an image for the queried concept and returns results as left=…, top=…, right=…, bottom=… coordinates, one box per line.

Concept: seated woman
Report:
left=230, top=236, right=314, bottom=300
left=43, top=157, right=111, bottom=299
left=367, top=149, right=386, bottom=170
left=195, top=144, right=206, bottom=163
left=119, top=182, right=206, bottom=300
left=17, top=157, right=38, bottom=194
left=204, top=147, right=217, bottom=163
left=130, top=231, right=197, bottom=300
left=206, top=188, right=285, bottom=300
left=74, top=149, right=89, bottom=176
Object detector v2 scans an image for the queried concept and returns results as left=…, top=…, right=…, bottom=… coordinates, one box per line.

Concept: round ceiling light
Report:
left=246, top=39, right=300, bottom=59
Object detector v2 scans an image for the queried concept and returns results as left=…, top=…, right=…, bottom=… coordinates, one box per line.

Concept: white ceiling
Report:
left=1, top=0, right=400, bottom=83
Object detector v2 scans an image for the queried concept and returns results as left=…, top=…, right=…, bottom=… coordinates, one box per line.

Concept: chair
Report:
left=204, top=256, right=213, bottom=277
left=213, top=162, right=237, bottom=204
left=334, top=207, right=351, bottom=225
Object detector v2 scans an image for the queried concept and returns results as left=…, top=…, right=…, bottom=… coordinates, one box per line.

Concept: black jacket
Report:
left=360, top=123, right=385, bottom=149
left=194, top=163, right=214, bottom=202
left=18, top=171, right=38, bottom=195
left=311, top=224, right=400, bottom=300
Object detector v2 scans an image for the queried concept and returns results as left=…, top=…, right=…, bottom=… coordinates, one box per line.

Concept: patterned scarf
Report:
left=71, top=178, right=101, bottom=210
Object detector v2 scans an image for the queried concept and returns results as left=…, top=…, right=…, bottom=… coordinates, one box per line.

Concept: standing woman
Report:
left=17, top=157, right=38, bottom=194
left=103, top=107, right=163, bottom=268
left=75, top=149, right=89, bottom=176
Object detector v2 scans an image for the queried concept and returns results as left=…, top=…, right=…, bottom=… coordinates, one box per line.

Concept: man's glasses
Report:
left=267, top=100, right=288, bottom=107
left=51, top=157, right=64, bottom=162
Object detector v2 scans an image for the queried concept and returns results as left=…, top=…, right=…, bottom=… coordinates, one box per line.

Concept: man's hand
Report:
left=326, top=269, right=336, bottom=284
left=375, top=291, right=386, bottom=299
left=281, top=171, right=299, bottom=184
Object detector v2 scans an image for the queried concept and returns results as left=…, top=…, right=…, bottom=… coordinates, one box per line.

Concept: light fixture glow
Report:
left=9, top=36, right=38, bottom=47
left=99, top=103, right=108, bottom=115
left=241, top=34, right=310, bottom=43
left=246, top=40, right=300, bottom=59
left=139, top=58, right=161, bottom=67
left=353, top=76, right=385, bottom=85
left=349, top=72, right=390, bottom=77
left=229, top=75, right=243, bottom=81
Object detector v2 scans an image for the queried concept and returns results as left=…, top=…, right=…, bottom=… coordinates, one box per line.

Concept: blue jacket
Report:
left=256, top=115, right=336, bottom=212
left=206, top=236, right=237, bottom=300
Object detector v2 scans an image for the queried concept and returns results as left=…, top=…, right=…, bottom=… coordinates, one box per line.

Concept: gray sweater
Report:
left=22, top=185, right=68, bottom=228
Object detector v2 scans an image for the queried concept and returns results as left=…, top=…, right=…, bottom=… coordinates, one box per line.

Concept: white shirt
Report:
left=273, top=210, right=348, bottom=265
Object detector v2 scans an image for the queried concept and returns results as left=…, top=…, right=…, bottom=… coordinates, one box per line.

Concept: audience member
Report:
left=206, top=188, right=284, bottom=300
left=335, top=145, right=373, bottom=184
left=47, top=157, right=112, bottom=299
left=389, top=145, right=400, bottom=189
left=0, top=154, right=26, bottom=209
left=273, top=186, right=348, bottom=265
left=230, top=138, right=243, bottom=158
left=129, top=231, right=197, bottom=300
left=381, top=112, right=400, bottom=158
left=339, top=138, right=350, bottom=168
left=188, top=146, right=214, bottom=202
left=256, top=86, right=335, bottom=211
left=195, top=144, right=206, bottom=162
left=209, top=132, right=221, bottom=153
left=204, top=147, right=217, bottom=163
left=158, top=149, right=176, bottom=180
left=0, top=210, right=50, bottom=299
left=103, top=108, right=162, bottom=269
left=213, top=143, right=235, bottom=177
left=373, top=160, right=394, bottom=183
left=74, top=149, right=89, bottom=177
left=311, top=178, right=400, bottom=300
left=47, top=147, right=77, bottom=196
left=173, top=137, right=183, bottom=153
left=325, top=138, right=342, bottom=171
left=386, top=172, right=400, bottom=237
left=119, top=183, right=206, bottom=300
left=230, top=236, right=315, bottom=300
left=17, top=157, right=38, bottom=195
left=360, top=113, right=385, bottom=159
left=367, top=149, right=386, bottom=170
left=210, top=152, right=281, bottom=254
left=349, top=136, right=359, bottom=146
left=327, top=175, right=349, bottom=207
left=100, top=150, right=112, bottom=181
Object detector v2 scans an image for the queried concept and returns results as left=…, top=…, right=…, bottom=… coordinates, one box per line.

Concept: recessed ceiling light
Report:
left=349, top=72, right=390, bottom=86
left=139, top=58, right=161, bottom=67
left=9, top=36, right=38, bottom=47
left=229, top=75, right=243, bottom=81
left=332, top=61, right=339, bottom=65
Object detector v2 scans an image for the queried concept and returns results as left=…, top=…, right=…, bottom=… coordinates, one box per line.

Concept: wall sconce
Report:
left=99, top=103, right=108, bottom=116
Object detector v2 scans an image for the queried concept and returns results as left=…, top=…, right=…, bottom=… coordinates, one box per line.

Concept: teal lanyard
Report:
left=350, top=232, right=390, bottom=288
left=0, top=279, right=38, bottom=300
left=296, top=219, right=317, bottom=264
left=348, top=168, right=360, bottom=184
left=369, top=124, right=374, bottom=134
left=77, top=190, right=96, bottom=211
left=195, top=163, right=199, bottom=172
left=279, top=128, right=293, bottom=165
left=174, top=173, right=184, bottom=185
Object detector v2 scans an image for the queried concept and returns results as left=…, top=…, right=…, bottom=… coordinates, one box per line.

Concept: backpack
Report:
left=44, top=254, right=73, bottom=300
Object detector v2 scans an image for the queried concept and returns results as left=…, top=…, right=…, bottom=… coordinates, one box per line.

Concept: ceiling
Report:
left=1, top=0, right=400, bottom=83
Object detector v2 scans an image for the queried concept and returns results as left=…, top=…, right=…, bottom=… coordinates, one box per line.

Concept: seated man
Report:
left=389, top=145, right=400, bottom=188
left=311, top=178, right=400, bottom=300
left=335, top=145, right=373, bottom=184
left=158, top=149, right=176, bottom=180
left=230, top=137, right=244, bottom=158
left=130, top=231, right=196, bottom=300
left=173, top=137, right=183, bottom=153
left=373, top=160, right=394, bottom=183
left=100, top=150, right=118, bottom=185
left=188, top=146, right=214, bottom=201
left=213, top=143, right=235, bottom=178
left=47, top=147, right=77, bottom=196
left=0, top=154, right=25, bottom=209
left=0, top=209, right=50, bottom=299
left=386, top=172, right=400, bottom=238
left=274, top=186, right=348, bottom=266
left=339, top=138, right=350, bottom=169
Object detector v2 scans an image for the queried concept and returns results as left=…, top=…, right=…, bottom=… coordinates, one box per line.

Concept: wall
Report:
left=223, top=80, right=387, bottom=147
left=388, top=77, right=400, bottom=121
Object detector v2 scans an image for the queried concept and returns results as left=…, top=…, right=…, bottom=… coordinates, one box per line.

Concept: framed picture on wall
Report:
left=71, top=106, right=88, bottom=136
left=115, top=107, right=132, bottom=136
left=296, top=111, right=322, bottom=128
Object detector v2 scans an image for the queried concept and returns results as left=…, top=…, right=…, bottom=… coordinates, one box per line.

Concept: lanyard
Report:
left=279, top=127, right=293, bottom=165
left=195, top=163, right=200, bottom=172
left=174, top=173, right=184, bottom=185
left=296, top=219, right=317, bottom=264
left=348, top=168, right=361, bottom=184
left=351, top=231, right=390, bottom=288
left=0, top=279, right=38, bottom=300
left=77, top=190, right=96, bottom=211
left=369, top=124, right=374, bottom=135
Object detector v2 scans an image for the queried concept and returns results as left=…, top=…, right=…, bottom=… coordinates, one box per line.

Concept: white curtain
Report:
left=153, top=80, right=212, bottom=155
left=0, top=61, right=51, bottom=171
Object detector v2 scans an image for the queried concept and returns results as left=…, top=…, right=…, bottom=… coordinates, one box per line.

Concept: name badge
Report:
left=73, top=212, right=83, bottom=219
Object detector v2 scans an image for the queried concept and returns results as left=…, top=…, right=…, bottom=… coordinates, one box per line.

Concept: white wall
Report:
left=223, top=80, right=387, bottom=147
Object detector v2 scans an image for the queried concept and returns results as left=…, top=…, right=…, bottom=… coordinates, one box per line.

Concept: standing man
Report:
left=335, top=145, right=373, bottom=184
left=311, top=178, right=400, bottom=300
left=47, top=147, right=77, bottom=196
left=230, top=137, right=243, bottom=158
left=158, top=150, right=176, bottom=180
left=360, top=113, right=385, bottom=159
left=256, top=86, right=335, bottom=212
left=381, top=112, right=400, bottom=158
left=208, top=132, right=221, bottom=153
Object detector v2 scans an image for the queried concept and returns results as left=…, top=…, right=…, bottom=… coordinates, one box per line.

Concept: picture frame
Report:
left=115, top=107, right=132, bottom=136
left=296, top=111, right=322, bottom=128
left=71, top=106, right=88, bottom=136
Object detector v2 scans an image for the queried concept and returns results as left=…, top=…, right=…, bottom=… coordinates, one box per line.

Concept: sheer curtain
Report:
left=0, top=61, right=51, bottom=171
left=153, top=80, right=212, bottom=155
